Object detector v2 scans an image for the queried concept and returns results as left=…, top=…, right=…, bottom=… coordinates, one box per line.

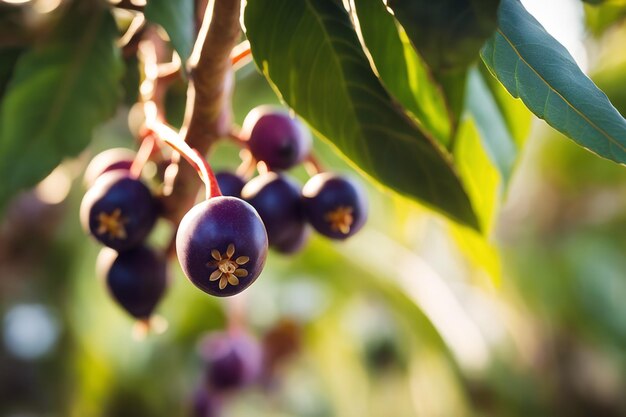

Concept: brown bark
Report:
left=159, top=0, right=241, bottom=224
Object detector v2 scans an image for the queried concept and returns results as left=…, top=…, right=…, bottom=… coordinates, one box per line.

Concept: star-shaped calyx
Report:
left=206, top=244, right=250, bottom=290
left=97, top=208, right=129, bottom=239
left=324, top=206, right=354, bottom=234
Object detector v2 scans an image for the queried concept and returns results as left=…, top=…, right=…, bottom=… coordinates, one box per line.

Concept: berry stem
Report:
left=235, top=149, right=257, bottom=180
left=303, top=154, right=325, bottom=176
left=231, top=40, right=252, bottom=68
left=228, top=130, right=247, bottom=147
left=145, top=103, right=221, bottom=199
left=130, top=133, right=156, bottom=179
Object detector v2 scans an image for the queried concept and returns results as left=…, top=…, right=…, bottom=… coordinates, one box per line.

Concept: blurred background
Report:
left=2, top=0, right=626, bottom=416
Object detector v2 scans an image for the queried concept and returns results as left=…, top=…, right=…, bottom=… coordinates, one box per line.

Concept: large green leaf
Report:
left=481, top=0, right=626, bottom=165
left=244, top=0, right=478, bottom=228
left=0, top=47, right=22, bottom=97
left=454, top=117, right=499, bottom=232
left=387, top=0, right=500, bottom=73
left=144, top=0, right=194, bottom=63
left=450, top=118, right=502, bottom=284
left=352, top=0, right=451, bottom=146
left=0, top=3, right=122, bottom=209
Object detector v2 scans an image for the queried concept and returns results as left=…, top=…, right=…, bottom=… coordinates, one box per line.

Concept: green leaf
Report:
left=451, top=118, right=502, bottom=283
left=594, top=61, right=626, bottom=117
left=0, top=4, right=123, bottom=209
left=352, top=0, right=452, bottom=146
left=387, top=0, right=500, bottom=73
left=585, top=1, right=626, bottom=36
left=481, top=0, right=626, bottom=165
left=478, top=62, right=531, bottom=148
left=144, top=0, right=194, bottom=63
left=465, top=67, right=518, bottom=185
left=244, top=0, right=478, bottom=228
left=0, top=47, right=23, bottom=97
left=454, top=117, right=499, bottom=232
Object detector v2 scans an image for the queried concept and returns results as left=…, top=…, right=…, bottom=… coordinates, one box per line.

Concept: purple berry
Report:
left=80, top=171, right=157, bottom=251
left=190, top=388, right=221, bottom=417
left=199, top=330, right=262, bottom=391
left=242, top=106, right=312, bottom=171
left=84, top=148, right=135, bottom=187
left=273, top=226, right=311, bottom=254
left=301, top=173, right=367, bottom=240
left=241, top=172, right=308, bottom=252
left=176, top=197, right=268, bottom=297
left=215, top=171, right=245, bottom=198
left=97, top=246, right=168, bottom=319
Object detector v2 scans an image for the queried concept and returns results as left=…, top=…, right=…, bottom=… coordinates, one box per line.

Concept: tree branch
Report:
left=159, top=0, right=241, bottom=223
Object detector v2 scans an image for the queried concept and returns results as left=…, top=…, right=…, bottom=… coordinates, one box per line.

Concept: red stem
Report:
left=304, top=154, right=325, bottom=176
left=145, top=103, right=222, bottom=199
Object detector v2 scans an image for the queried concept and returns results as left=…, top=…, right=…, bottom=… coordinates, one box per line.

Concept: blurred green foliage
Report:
left=1, top=1, right=626, bottom=417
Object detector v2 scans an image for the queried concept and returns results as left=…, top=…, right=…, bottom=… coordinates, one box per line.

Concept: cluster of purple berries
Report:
left=191, top=321, right=301, bottom=417
left=79, top=106, right=367, bottom=320
left=217, top=107, right=368, bottom=250
left=80, top=148, right=168, bottom=324
left=177, top=107, right=367, bottom=298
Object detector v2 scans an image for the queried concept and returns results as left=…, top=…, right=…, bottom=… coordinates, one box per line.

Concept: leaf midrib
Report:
left=496, top=28, right=626, bottom=152
left=302, top=0, right=441, bottom=201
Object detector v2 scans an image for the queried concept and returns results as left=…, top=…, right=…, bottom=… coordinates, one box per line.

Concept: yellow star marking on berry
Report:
left=96, top=208, right=128, bottom=239
left=324, top=206, right=354, bottom=234
left=206, top=243, right=250, bottom=290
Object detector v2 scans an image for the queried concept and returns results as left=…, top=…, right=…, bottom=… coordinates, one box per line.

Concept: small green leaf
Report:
left=482, top=0, right=626, bottom=165
left=0, top=4, right=123, bottom=209
left=387, top=0, right=500, bottom=73
left=594, top=61, right=626, bottom=117
left=585, top=1, right=626, bottom=36
left=144, top=0, right=194, bottom=63
left=352, top=0, right=452, bottom=145
left=244, top=0, right=478, bottom=228
left=465, top=67, right=517, bottom=185
left=478, top=62, right=531, bottom=148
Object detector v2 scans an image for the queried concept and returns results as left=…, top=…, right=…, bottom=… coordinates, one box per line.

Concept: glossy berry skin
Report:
left=241, top=172, right=308, bottom=252
left=273, top=225, right=311, bottom=254
left=83, top=147, right=135, bottom=187
left=242, top=106, right=312, bottom=171
left=199, top=330, right=262, bottom=391
left=215, top=171, right=245, bottom=198
left=302, top=173, right=367, bottom=240
left=176, top=197, right=268, bottom=297
left=97, top=246, right=168, bottom=319
left=80, top=171, right=157, bottom=251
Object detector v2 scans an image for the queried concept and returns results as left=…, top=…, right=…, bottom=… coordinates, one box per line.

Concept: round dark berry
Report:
left=176, top=197, right=268, bottom=297
left=199, top=330, right=262, bottom=391
left=215, top=171, right=245, bottom=198
left=80, top=171, right=157, bottom=251
left=190, top=388, right=221, bottom=417
left=84, top=148, right=135, bottom=187
left=242, top=106, right=311, bottom=171
left=273, top=225, right=311, bottom=254
left=301, top=173, right=367, bottom=240
left=241, top=172, right=308, bottom=252
left=97, top=246, right=168, bottom=320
